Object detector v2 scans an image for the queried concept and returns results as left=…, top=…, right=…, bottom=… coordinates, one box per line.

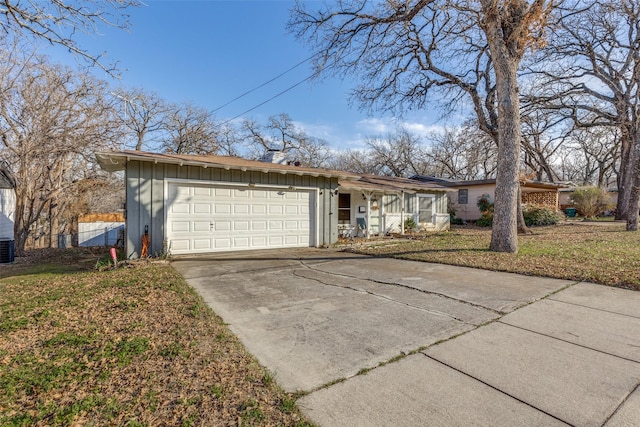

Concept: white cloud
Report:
left=355, top=117, right=392, bottom=134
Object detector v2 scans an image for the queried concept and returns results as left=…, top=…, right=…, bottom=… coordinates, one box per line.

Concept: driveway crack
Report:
left=297, top=260, right=505, bottom=316
left=292, top=269, right=469, bottom=323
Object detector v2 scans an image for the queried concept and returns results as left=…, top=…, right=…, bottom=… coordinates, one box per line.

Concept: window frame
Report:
left=457, top=189, right=469, bottom=204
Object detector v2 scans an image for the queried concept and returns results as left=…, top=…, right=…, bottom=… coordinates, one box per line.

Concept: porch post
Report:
left=365, top=192, right=371, bottom=239
left=379, top=193, right=385, bottom=234
left=400, top=191, right=405, bottom=236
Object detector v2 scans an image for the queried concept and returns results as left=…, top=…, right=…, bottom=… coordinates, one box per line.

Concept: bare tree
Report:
left=0, top=0, right=140, bottom=72
left=427, top=123, right=498, bottom=180
left=112, top=88, right=169, bottom=151
left=519, top=108, right=571, bottom=182
left=568, top=126, right=619, bottom=187
left=242, top=113, right=331, bottom=167
left=290, top=0, right=557, bottom=253
left=326, top=149, right=375, bottom=174
left=161, top=103, right=220, bottom=155
left=526, top=0, right=640, bottom=227
left=0, top=51, right=121, bottom=253
left=364, top=128, right=430, bottom=177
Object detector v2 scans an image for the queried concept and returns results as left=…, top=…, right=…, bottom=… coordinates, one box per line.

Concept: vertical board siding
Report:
left=125, top=161, right=340, bottom=258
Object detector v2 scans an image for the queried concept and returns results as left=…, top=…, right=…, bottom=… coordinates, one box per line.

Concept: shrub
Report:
left=404, top=217, right=416, bottom=231
left=477, top=193, right=493, bottom=214
left=522, top=205, right=562, bottom=226
left=448, top=199, right=464, bottom=224
left=570, top=187, right=612, bottom=219
left=476, top=211, right=493, bottom=227
left=475, top=194, right=494, bottom=227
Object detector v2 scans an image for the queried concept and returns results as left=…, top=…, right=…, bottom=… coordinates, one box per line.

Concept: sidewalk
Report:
left=299, top=282, right=640, bottom=426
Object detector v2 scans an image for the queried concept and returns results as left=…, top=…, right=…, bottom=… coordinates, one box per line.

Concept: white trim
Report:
left=163, top=178, right=319, bottom=253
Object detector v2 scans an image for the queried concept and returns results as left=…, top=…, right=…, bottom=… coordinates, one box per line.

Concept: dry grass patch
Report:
left=352, top=223, right=640, bottom=291
left=0, top=250, right=311, bottom=426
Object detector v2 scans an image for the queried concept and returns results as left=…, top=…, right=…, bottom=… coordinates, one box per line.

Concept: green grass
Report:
left=0, top=255, right=312, bottom=426
left=355, top=223, right=640, bottom=291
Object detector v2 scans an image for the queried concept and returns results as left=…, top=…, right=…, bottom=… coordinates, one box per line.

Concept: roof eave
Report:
left=95, top=152, right=358, bottom=180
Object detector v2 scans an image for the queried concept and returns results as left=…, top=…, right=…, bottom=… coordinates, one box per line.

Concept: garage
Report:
left=166, top=181, right=315, bottom=254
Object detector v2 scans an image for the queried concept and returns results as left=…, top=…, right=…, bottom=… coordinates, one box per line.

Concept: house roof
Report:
left=96, top=151, right=454, bottom=194
left=0, top=162, right=16, bottom=189
left=411, top=175, right=569, bottom=191
left=96, top=150, right=361, bottom=180
left=340, top=174, right=455, bottom=194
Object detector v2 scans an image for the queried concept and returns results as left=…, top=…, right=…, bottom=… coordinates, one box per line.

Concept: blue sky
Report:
left=44, top=0, right=452, bottom=150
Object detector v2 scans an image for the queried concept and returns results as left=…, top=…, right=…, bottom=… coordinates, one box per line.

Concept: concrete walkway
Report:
left=173, top=248, right=640, bottom=426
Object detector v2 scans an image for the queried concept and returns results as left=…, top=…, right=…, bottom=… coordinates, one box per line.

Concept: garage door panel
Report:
left=234, top=237, right=250, bottom=248
left=234, top=221, right=250, bottom=231
left=285, top=220, right=300, bottom=230
left=193, top=187, right=212, bottom=196
left=269, top=205, right=283, bottom=214
left=167, top=182, right=314, bottom=254
left=215, top=221, right=231, bottom=231
left=252, top=220, right=267, bottom=231
left=285, top=205, right=299, bottom=214
left=193, top=239, right=212, bottom=250
left=214, top=238, right=232, bottom=249
left=172, top=203, right=190, bottom=214
left=215, top=204, right=231, bottom=214
left=269, top=220, right=283, bottom=230
left=193, top=221, right=210, bottom=232
left=170, top=239, right=190, bottom=252
left=171, top=221, right=190, bottom=232
left=269, top=236, right=284, bottom=246
left=193, top=203, right=211, bottom=214
left=234, top=204, right=250, bottom=214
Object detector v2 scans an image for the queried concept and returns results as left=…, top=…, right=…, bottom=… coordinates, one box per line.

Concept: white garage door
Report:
left=166, top=182, right=315, bottom=254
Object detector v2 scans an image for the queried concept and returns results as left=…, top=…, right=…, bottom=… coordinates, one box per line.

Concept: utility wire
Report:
left=218, top=53, right=343, bottom=127
left=212, top=54, right=317, bottom=114
left=219, top=73, right=316, bottom=126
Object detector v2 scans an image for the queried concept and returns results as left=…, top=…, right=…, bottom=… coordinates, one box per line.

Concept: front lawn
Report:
left=351, top=223, right=640, bottom=291
left=0, top=251, right=310, bottom=426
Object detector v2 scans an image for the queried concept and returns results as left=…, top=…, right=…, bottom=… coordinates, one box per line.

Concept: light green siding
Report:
left=125, top=160, right=339, bottom=259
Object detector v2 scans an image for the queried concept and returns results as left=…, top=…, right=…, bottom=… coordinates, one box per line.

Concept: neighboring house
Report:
left=0, top=162, right=16, bottom=263
left=78, top=213, right=125, bottom=247
left=411, top=176, right=568, bottom=221
left=96, top=151, right=452, bottom=259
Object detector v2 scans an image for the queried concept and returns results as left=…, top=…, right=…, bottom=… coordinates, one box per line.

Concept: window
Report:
left=418, top=195, right=434, bottom=223
left=338, top=193, right=351, bottom=224
left=458, top=189, right=468, bottom=204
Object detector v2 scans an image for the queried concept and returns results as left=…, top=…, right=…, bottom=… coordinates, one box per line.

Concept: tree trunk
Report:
left=616, top=134, right=633, bottom=219
left=486, top=34, right=521, bottom=253
left=49, top=203, right=59, bottom=248
left=517, top=186, right=531, bottom=234
left=626, top=134, right=640, bottom=231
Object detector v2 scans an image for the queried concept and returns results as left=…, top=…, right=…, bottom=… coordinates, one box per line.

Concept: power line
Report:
left=219, top=73, right=316, bottom=126
left=218, top=54, right=343, bottom=127
left=212, top=54, right=317, bottom=114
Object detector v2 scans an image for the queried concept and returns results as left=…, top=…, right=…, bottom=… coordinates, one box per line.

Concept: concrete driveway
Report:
left=173, top=248, right=640, bottom=426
